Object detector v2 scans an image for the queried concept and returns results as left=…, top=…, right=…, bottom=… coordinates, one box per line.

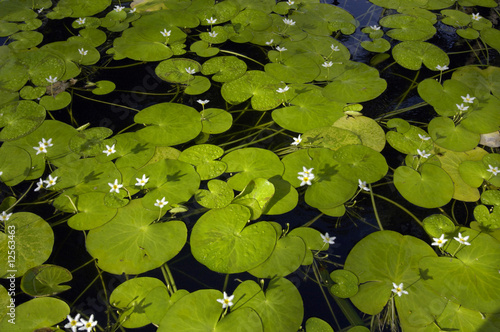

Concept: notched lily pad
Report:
left=20, top=264, right=72, bottom=297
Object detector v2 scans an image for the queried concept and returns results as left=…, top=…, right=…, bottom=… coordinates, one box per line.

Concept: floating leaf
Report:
left=305, top=317, right=334, bottom=332
left=334, top=115, right=386, bottom=152
left=361, top=38, right=391, bottom=53
left=302, top=126, right=361, bottom=150
left=190, top=204, right=276, bottom=273
left=20, top=264, right=72, bottom=297
left=69, top=126, right=113, bottom=157
left=265, top=53, right=321, bottom=83
left=0, top=145, right=30, bottom=186
left=288, top=227, right=329, bottom=265
left=428, top=117, right=480, bottom=152
left=0, top=100, right=45, bottom=141
left=329, top=269, right=359, bottom=298
left=452, top=65, right=500, bottom=99
left=417, top=78, right=472, bottom=117
left=155, top=58, right=201, bottom=83
left=201, top=56, right=247, bottom=82
left=53, top=0, right=111, bottom=17
left=134, top=102, right=202, bottom=146
left=8, top=31, right=43, bottom=50
left=200, top=107, right=233, bottom=135
left=481, top=27, right=500, bottom=53
left=86, top=199, right=187, bottom=274
left=195, top=179, right=234, bottom=209
left=232, top=178, right=275, bottom=220
left=394, top=164, right=454, bottom=208
left=67, top=192, right=117, bottom=230
left=262, top=175, right=298, bottom=215
left=0, top=212, right=54, bottom=278
left=381, top=14, right=436, bottom=41
left=423, top=214, right=456, bottom=238
left=39, top=91, right=72, bottom=110
left=91, top=80, right=116, bottom=95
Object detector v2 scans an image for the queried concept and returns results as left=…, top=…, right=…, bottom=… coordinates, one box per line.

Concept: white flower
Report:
left=453, top=232, right=471, bottom=246
left=206, top=17, right=217, bottom=24
left=298, top=173, right=315, bottom=186
left=76, top=18, right=86, bottom=25
left=34, top=178, right=44, bottom=192
left=358, top=179, right=370, bottom=191
left=487, top=164, right=499, bottom=176
left=287, top=0, right=295, bottom=5
left=283, top=18, right=296, bottom=26
left=431, top=234, right=448, bottom=248
left=0, top=211, right=12, bottom=221
left=197, top=99, right=209, bottom=105
left=154, top=197, right=168, bottom=208
left=417, top=149, right=431, bottom=159
left=130, top=8, right=137, bottom=13
left=456, top=103, right=469, bottom=111
left=0, top=171, right=2, bottom=177
left=78, top=48, right=88, bottom=56
left=436, top=64, right=448, bottom=71
left=370, top=25, right=380, bottom=30
left=217, top=292, right=234, bottom=309
left=44, top=175, right=58, bottom=188
left=37, top=7, right=44, bottom=14
left=322, top=61, right=333, bottom=68
left=65, top=314, right=83, bottom=332
left=34, top=144, right=47, bottom=155
left=472, top=13, right=481, bottom=21
left=321, top=232, right=335, bottom=244
left=208, top=31, right=218, bottom=38
left=298, top=166, right=314, bottom=176
left=108, top=179, right=123, bottom=193
left=276, top=46, right=287, bottom=52
left=331, top=44, right=340, bottom=52
left=78, top=314, right=97, bottom=332
left=291, top=134, right=302, bottom=146
left=461, top=94, right=475, bottom=103
left=265, top=39, right=274, bottom=45
left=114, top=5, right=125, bottom=12
left=185, top=67, right=196, bottom=74
left=418, top=134, right=431, bottom=141
left=160, top=29, right=171, bottom=37
left=103, top=144, right=116, bottom=156
left=135, top=174, right=149, bottom=187
left=46, top=76, right=58, bottom=84
left=276, top=86, right=289, bottom=93
left=40, top=138, right=53, bottom=147
left=391, top=282, right=408, bottom=297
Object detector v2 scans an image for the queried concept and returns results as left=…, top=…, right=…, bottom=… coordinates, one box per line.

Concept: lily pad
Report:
left=0, top=100, right=45, bottom=141
left=20, top=264, right=72, bottom=297
left=201, top=56, right=247, bottom=82
left=265, top=53, right=321, bottom=83
left=195, top=179, right=234, bottom=209
left=305, top=317, right=334, bottom=332
left=394, top=164, right=454, bottom=208
left=392, top=41, right=449, bottom=71
left=86, top=199, right=187, bottom=274
left=417, top=78, right=472, bottom=117
left=53, top=0, right=111, bottom=17
left=200, top=108, right=233, bottom=135
left=155, top=58, right=201, bottom=83
left=91, top=80, right=116, bottom=95
left=428, top=117, right=480, bottom=152
left=288, top=227, right=329, bottom=265
left=69, top=126, right=113, bottom=157
left=134, top=102, right=202, bottom=146
left=39, top=91, right=72, bottom=110
left=190, top=204, right=276, bottom=273
left=422, top=214, right=456, bottom=238
left=8, top=31, right=43, bottom=50
left=361, top=38, right=391, bottom=53
left=452, top=65, right=500, bottom=99
left=67, top=192, right=117, bottom=230
left=262, top=175, right=298, bottom=215
left=334, top=115, right=386, bottom=152
left=329, top=269, right=359, bottom=298
left=0, top=212, right=54, bottom=278
left=0, top=145, right=31, bottom=186
left=301, top=126, right=361, bottom=150
left=381, top=14, right=436, bottom=41
left=232, top=178, right=275, bottom=219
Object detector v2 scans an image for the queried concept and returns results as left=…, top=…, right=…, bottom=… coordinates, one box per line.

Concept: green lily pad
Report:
left=265, top=53, right=321, bottom=83
left=39, top=91, right=72, bottom=110
left=457, top=27, right=480, bottom=40
left=323, top=62, right=387, bottom=103
left=290, top=3, right=356, bottom=36
left=345, top=230, right=438, bottom=315
left=200, top=108, right=233, bottom=134
left=420, top=228, right=500, bottom=313
left=452, top=66, right=500, bottom=99
left=20, top=264, right=72, bottom=297
left=195, top=179, right=234, bottom=209
left=474, top=204, right=500, bottom=228
left=0, top=212, right=54, bottom=278
left=134, top=102, right=202, bottom=146
left=19, top=86, right=45, bottom=100
left=282, top=148, right=357, bottom=209
left=190, top=204, right=276, bottom=273
left=16, top=50, right=65, bottom=87
left=440, top=9, right=471, bottom=28
left=0, top=100, right=45, bottom=141
left=201, top=56, right=247, bottom=82
left=329, top=269, right=359, bottom=298
left=91, top=80, right=116, bottom=95
left=53, top=0, right=111, bottom=17
left=394, top=164, right=454, bottom=208
left=86, top=199, right=187, bottom=274
left=190, top=40, right=220, bottom=57
left=393, top=41, right=449, bottom=71
left=481, top=27, right=500, bottom=53
left=422, top=214, right=456, bottom=238
left=144, top=288, right=189, bottom=325
left=222, top=147, right=284, bottom=191
left=69, top=126, right=113, bottom=157
left=302, top=126, right=361, bottom=150
left=221, top=70, right=282, bottom=111
left=333, top=115, right=386, bottom=152
left=68, top=27, right=107, bottom=47
left=435, top=300, right=500, bottom=331
left=0, top=297, right=69, bottom=331
left=184, top=75, right=211, bottom=95
left=288, top=227, right=329, bottom=265
left=333, top=144, right=388, bottom=183
left=417, top=78, right=473, bottom=117
left=0, top=145, right=30, bottom=186
left=428, top=117, right=480, bottom=152
left=361, top=38, right=391, bottom=53
left=271, top=84, right=345, bottom=132
left=233, top=277, right=303, bottom=332
left=305, top=317, right=334, bottom=332
left=262, top=175, right=298, bottom=215
left=110, top=277, right=166, bottom=328
left=113, top=132, right=156, bottom=170
left=385, top=119, right=433, bottom=154
left=178, top=144, right=226, bottom=180
left=461, top=94, right=500, bottom=134
left=67, top=192, right=117, bottom=230
left=380, top=14, right=436, bottom=41
left=232, top=178, right=275, bottom=220
left=8, top=31, right=43, bottom=50
left=155, top=58, right=201, bottom=83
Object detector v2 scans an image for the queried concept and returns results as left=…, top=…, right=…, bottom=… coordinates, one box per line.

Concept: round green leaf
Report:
left=265, top=53, right=321, bottom=83
left=69, top=126, right=113, bottom=157
left=329, top=269, right=359, bottom=298
left=155, top=58, right=201, bottom=83
left=393, top=41, right=449, bottom=71
left=288, top=227, right=329, bottom=265
left=423, top=214, right=456, bottom=238
left=262, top=175, right=298, bottom=215
left=91, top=80, right=116, bottom=95
left=0, top=212, right=54, bottom=278
left=200, top=108, right=233, bottom=135
left=428, top=117, right=480, bottom=151
left=0, top=145, right=30, bottom=186
left=19, top=86, right=45, bottom=100
left=195, top=179, right=234, bottom=209
left=333, top=144, right=388, bottom=183
left=394, top=164, right=454, bottom=208
left=39, top=91, right=72, bottom=110
left=8, top=31, right=43, bottom=50
left=134, top=102, right=202, bottom=146
left=20, top=264, right=72, bottom=297
left=305, top=317, right=334, bottom=332
left=184, top=75, right=211, bottom=95
left=201, top=56, right=247, bottom=82
left=67, top=192, right=117, bottom=230
left=232, top=178, right=275, bottom=220
left=361, top=38, right=391, bottom=53
left=481, top=27, right=500, bottom=53
left=144, top=288, right=188, bottom=325
left=222, top=147, right=284, bottom=191
left=0, top=100, right=45, bottom=141
left=190, top=205, right=276, bottom=273
left=381, top=14, right=436, bottom=41
left=417, top=78, right=473, bottom=117
left=54, top=0, right=111, bottom=17
left=302, top=126, right=361, bottom=150
left=333, top=115, right=386, bottom=152
left=110, top=277, right=166, bottom=328
left=457, top=27, right=480, bottom=40
left=86, top=199, right=187, bottom=274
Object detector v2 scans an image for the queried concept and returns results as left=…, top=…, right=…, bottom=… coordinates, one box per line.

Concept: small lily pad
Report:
left=195, top=179, right=234, bottom=209
left=20, top=264, right=72, bottom=297
left=201, top=56, right=247, bottom=82
left=393, top=41, right=449, bottom=71
left=155, top=58, right=201, bottom=83
left=69, top=127, right=113, bottom=157
left=428, top=117, right=480, bottom=152
left=91, top=80, right=116, bottom=95
left=200, top=108, right=233, bottom=134
left=422, top=214, right=456, bottom=238
left=288, top=227, right=329, bottom=265
left=381, top=14, right=436, bottom=41
left=329, top=269, right=359, bottom=298
left=0, top=100, right=45, bottom=141
left=232, top=178, right=275, bottom=220
left=39, top=91, right=72, bottom=110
